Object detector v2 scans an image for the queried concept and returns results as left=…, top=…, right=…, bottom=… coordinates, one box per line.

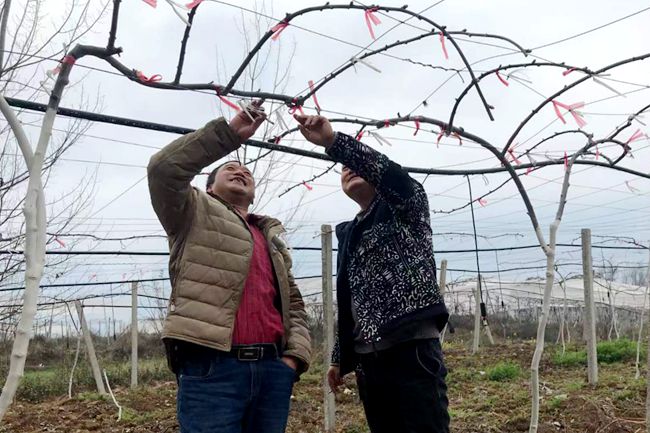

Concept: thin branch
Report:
left=173, top=4, right=199, bottom=84
left=107, top=0, right=121, bottom=50
left=448, top=61, right=595, bottom=133
left=503, top=53, right=650, bottom=155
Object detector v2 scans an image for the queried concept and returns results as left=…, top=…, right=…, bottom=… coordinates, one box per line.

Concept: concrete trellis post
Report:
left=75, top=302, right=106, bottom=395
left=581, top=229, right=598, bottom=385
left=131, top=281, right=138, bottom=388
left=321, top=225, right=335, bottom=432
left=439, top=260, right=448, bottom=344
left=472, top=278, right=481, bottom=354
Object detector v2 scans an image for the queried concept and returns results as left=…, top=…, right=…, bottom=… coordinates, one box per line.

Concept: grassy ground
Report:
left=1, top=339, right=647, bottom=432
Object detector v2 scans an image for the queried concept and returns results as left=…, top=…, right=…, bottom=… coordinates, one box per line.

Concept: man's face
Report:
left=341, top=166, right=374, bottom=200
left=208, top=162, right=255, bottom=205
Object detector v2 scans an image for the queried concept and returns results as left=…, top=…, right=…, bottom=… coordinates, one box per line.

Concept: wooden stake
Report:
left=75, top=301, right=106, bottom=395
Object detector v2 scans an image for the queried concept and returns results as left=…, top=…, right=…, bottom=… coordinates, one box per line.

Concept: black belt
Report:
left=226, top=344, right=280, bottom=361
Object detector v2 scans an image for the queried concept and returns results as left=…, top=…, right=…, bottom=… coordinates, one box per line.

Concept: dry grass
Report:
left=2, top=340, right=648, bottom=433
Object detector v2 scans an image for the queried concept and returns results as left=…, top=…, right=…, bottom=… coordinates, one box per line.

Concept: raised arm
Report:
left=326, top=132, right=424, bottom=212
left=294, top=114, right=428, bottom=219
left=148, top=102, right=265, bottom=235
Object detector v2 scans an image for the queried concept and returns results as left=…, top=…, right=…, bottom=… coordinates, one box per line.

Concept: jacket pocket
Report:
left=391, top=234, right=425, bottom=286
left=415, top=341, right=442, bottom=377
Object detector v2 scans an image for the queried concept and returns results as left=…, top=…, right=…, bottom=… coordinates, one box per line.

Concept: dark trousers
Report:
left=175, top=347, right=295, bottom=433
left=356, top=338, right=450, bottom=433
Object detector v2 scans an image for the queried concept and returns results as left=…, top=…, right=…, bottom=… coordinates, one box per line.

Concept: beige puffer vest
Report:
left=147, top=118, right=311, bottom=370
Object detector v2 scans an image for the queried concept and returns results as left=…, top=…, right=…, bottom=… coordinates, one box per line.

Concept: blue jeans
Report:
left=176, top=350, right=296, bottom=433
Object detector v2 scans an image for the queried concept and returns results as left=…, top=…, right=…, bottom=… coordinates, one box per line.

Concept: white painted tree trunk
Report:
left=0, top=95, right=49, bottom=419
left=529, top=150, right=579, bottom=433
left=607, top=289, right=619, bottom=341
left=484, top=316, right=495, bottom=345
left=556, top=278, right=567, bottom=355
left=103, top=370, right=122, bottom=421
left=68, top=329, right=82, bottom=398
left=528, top=224, right=557, bottom=433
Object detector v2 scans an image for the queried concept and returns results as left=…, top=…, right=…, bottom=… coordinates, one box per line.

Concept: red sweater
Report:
left=231, top=219, right=284, bottom=346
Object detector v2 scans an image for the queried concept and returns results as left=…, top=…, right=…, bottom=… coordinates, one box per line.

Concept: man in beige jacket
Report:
left=147, top=101, right=311, bottom=433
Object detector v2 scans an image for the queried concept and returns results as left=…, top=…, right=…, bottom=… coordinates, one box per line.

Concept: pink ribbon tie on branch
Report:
left=142, top=0, right=157, bottom=7
left=186, top=0, right=203, bottom=8
left=136, top=70, right=163, bottom=83
left=364, top=7, right=382, bottom=40
left=436, top=131, right=444, bottom=148
left=563, top=152, right=569, bottom=171
left=439, top=33, right=449, bottom=60
left=507, top=148, right=522, bottom=165
left=288, top=99, right=305, bottom=116
left=496, top=71, right=509, bottom=87
left=212, top=86, right=240, bottom=111
left=356, top=130, right=365, bottom=141
left=302, top=182, right=313, bottom=191
left=54, top=237, right=66, bottom=248
left=308, top=80, right=322, bottom=113
left=452, top=132, right=462, bottom=145
left=270, top=21, right=289, bottom=40
left=478, top=198, right=487, bottom=207
left=562, top=67, right=576, bottom=76
left=626, top=128, right=646, bottom=144
left=552, top=100, right=586, bottom=128
left=47, top=55, right=77, bottom=77
left=413, top=118, right=421, bottom=136
left=62, top=55, right=76, bottom=66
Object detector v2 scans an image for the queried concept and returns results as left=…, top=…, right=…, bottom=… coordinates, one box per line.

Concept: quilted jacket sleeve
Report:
left=275, top=240, right=312, bottom=374
left=325, top=132, right=429, bottom=224
left=147, top=118, right=240, bottom=236
left=283, top=266, right=312, bottom=374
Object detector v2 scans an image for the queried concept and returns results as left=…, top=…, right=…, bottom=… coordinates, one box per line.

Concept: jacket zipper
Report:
left=392, top=235, right=422, bottom=284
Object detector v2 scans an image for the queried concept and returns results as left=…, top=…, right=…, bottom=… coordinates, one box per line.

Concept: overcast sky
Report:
left=3, top=0, right=650, bottom=332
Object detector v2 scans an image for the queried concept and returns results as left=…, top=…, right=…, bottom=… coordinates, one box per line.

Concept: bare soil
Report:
left=2, top=342, right=646, bottom=433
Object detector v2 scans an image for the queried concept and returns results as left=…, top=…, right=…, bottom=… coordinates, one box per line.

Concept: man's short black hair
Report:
left=206, top=160, right=244, bottom=190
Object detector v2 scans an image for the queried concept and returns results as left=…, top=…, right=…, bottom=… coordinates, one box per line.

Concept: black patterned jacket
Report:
left=328, top=133, right=448, bottom=375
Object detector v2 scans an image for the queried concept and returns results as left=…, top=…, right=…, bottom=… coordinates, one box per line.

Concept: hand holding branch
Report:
left=294, top=114, right=336, bottom=149
left=229, top=99, right=266, bottom=143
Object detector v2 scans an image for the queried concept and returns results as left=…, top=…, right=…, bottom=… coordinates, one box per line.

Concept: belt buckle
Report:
left=237, top=346, right=263, bottom=361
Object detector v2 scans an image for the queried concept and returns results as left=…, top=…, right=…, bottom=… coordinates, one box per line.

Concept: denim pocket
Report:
left=276, top=358, right=297, bottom=375
left=179, top=354, right=216, bottom=381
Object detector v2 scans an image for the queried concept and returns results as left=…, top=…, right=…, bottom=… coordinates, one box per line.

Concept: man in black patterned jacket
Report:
left=295, top=114, right=450, bottom=433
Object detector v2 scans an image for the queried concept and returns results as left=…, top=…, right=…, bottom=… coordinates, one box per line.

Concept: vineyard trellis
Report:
left=0, top=1, right=649, bottom=431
